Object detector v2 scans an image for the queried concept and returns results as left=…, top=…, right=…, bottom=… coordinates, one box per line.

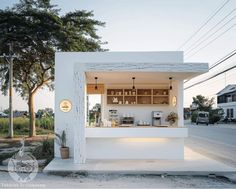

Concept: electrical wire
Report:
left=184, top=9, right=236, bottom=55
left=184, top=50, right=236, bottom=83
left=185, top=24, right=236, bottom=59
left=184, top=65, right=236, bottom=90
left=210, top=49, right=236, bottom=70
left=177, top=0, right=230, bottom=50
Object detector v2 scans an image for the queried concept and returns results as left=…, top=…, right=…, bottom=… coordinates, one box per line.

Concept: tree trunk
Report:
left=28, top=93, right=36, bottom=137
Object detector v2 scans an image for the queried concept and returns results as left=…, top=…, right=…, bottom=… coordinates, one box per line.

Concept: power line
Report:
left=210, top=49, right=236, bottom=70
left=185, top=24, right=236, bottom=59
left=185, top=17, right=236, bottom=56
left=184, top=49, right=236, bottom=84
left=177, top=0, right=230, bottom=50
left=184, top=65, right=236, bottom=90
left=184, top=9, right=236, bottom=55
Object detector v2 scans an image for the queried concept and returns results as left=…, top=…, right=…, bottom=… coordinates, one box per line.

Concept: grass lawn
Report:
left=0, top=117, right=54, bottom=137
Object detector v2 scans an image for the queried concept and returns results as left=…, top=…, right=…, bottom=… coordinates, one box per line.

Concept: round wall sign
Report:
left=172, top=96, right=177, bottom=107
left=60, top=100, right=72, bottom=112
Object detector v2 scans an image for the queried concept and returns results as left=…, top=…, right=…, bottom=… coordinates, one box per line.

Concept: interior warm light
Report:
left=172, top=96, right=177, bottom=107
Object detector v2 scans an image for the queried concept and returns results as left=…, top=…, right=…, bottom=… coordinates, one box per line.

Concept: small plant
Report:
left=166, top=112, right=178, bottom=125
left=55, top=130, right=67, bottom=148
left=55, top=130, right=69, bottom=159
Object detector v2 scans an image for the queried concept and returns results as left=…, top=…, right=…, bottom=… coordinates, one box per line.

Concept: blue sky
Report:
left=0, top=0, right=235, bottom=110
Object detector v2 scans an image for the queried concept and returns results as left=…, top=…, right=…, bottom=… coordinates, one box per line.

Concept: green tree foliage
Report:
left=191, top=95, right=223, bottom=124
left=192, top=95, right=214, bottom=112
left=0, top=0, right=106, bottom=137
left=89, top=103, right=101, bottom=125
left=36, top=108, right=53, bottom=118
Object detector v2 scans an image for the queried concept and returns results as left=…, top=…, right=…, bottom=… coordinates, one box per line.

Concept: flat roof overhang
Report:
left=83, top=62, right=208, bottom=84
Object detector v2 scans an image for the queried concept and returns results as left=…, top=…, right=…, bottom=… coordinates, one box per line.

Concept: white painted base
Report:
left=86, top=138, right=184, bottom=160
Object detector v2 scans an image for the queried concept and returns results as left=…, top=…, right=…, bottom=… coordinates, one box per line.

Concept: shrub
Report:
left=209, top=114, right=221, bottom=124
left=191, top=111, right=198, bottom=123
left=0, top=117, right=29, bottom=133
left=32, top=138, right=54, bottom=165
left=0, top=118, right=9, bottom=132
left=36, top=118, right=54, bottom=130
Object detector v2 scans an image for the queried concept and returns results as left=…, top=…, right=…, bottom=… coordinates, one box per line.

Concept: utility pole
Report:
left=0, top=43, right=17, bottom=138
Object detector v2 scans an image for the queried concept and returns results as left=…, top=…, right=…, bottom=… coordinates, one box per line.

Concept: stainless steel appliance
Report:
left=152, top=111, right=163, bottom=126
left=120, top=116, right=134, bottom=127
left=108, top=109, right=119, bottom=126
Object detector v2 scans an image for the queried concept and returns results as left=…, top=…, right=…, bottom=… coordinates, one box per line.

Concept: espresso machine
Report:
left=152, top=111, right=163, bottom=126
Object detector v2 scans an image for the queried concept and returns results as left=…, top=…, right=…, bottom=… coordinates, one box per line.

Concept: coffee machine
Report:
left=152, top=111, right=163, bottom=126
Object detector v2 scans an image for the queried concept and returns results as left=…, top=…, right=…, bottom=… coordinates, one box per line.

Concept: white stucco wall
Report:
left=54, top=51, right=184, bottom=157
left=54, top=51, right=208, bottom=160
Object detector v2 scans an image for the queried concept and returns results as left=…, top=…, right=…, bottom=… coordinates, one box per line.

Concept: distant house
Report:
left=13, top=110, right=28, bottom=118
left=217, top=84, right=236, bottom=119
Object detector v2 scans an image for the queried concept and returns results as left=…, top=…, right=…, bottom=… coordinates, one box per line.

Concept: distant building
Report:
left=217, top=84, right=236, bottom=119
left=13, top=110, right=28, bottom=118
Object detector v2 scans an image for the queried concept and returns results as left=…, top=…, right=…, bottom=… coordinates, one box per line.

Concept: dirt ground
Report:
left=0, top=172, right=235, bottom=189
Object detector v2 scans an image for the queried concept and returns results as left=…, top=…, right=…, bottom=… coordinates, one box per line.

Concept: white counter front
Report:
left=85, top=127, right=188, bottom=138
left=85, top=127, right=188, bottom=160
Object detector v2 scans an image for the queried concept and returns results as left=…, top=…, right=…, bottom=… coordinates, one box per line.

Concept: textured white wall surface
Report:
left=86, top=138, right=185, bottom=159
left=54, top=52, right=208, bottom=162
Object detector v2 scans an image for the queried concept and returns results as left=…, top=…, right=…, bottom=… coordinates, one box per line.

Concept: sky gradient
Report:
left=0, top=0, right=235, bottom=111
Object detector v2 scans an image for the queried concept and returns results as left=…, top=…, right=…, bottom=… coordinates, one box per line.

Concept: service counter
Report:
left=85, top=126, right=188, bottom=160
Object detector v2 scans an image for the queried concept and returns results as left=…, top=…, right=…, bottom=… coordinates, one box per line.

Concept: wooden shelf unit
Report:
left=107, top=88, right=169, bottom=105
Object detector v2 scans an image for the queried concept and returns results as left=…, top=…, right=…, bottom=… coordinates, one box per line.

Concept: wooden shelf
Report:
left=137, top=95, right=152, bottom=96
left=153, top=95, right=169, bottom=97
left=107, top=95, right=123, bottom=97
left=107, top=88, right=169, bottom=105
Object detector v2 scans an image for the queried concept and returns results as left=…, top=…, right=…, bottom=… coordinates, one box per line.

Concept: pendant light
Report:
left=132, top=77, right=136, bottom=90
left=169, top=77, right=173, bottom=90
left=94, top=77, right=98, bottom=90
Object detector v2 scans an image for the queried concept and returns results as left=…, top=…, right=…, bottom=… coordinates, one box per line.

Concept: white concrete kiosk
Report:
left=54, top=52, right=208, bottom=164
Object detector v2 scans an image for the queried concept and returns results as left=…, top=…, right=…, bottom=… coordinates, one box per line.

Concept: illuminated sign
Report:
left=60, top=100, right=72, bottom=112
left=172, top=96, right=177, bottom=107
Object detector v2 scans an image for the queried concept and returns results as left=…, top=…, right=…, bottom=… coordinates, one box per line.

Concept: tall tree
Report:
left=192, top=95, right=214, bottom=112
left=0, top=0, right=105, bottom=137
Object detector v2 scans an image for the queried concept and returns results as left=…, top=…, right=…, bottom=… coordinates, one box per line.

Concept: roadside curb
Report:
left=223, top=174, right=236, bottom=183
left=43, top=169, right=236, bottom=176
left=0, top=165, right=8, bottom=172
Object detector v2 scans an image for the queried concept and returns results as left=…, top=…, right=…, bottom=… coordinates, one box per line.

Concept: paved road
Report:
left=185, top=123, right=236, bottom=168
left=0, top=172, right=235, bottom=188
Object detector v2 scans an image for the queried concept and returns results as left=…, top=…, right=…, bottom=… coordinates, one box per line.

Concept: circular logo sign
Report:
left=8, top=141, right=38, bottom=183
left=60, top=100, right=72, bottom=112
